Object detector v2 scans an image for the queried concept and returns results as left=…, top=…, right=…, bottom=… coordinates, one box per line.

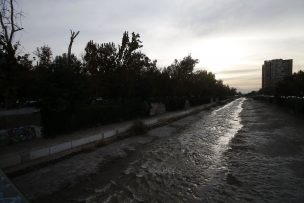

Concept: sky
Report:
left=16, top=0, right=304, bottom=92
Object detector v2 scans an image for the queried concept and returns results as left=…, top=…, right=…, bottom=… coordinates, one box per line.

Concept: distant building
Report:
left=262, top=59, right=293, bottom=91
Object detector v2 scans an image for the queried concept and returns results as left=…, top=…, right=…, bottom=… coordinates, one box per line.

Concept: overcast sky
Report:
left=17, top=0, right=304, bottom=92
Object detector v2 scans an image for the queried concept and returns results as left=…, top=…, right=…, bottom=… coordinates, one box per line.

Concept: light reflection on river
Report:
left=86, top=98, right=247, bottom=202
left=20, top=98, right=304, bottom=203
left=213, top=98, right=245, bottom=159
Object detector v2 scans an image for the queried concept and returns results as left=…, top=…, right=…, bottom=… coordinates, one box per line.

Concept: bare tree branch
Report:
left=0, top=11, right=9, bottom=44
left=9, top=0, right=14, bottom=43
left=0, top=0, right=23, bottom=61
left=67, top=29, right=80, bottom=65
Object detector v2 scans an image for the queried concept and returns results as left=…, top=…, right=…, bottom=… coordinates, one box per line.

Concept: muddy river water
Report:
left=13, top=98, right=304, bottom=202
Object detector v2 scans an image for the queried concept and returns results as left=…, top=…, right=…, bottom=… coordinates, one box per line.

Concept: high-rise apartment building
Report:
left=262, top=59, right=292, bottom=90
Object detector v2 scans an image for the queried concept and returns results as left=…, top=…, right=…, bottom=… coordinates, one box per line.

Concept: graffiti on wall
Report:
left=7, top=126, right=36, bottom=143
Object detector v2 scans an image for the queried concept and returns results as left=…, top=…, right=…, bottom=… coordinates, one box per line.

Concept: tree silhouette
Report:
left=0, top=0, right=25, bottom=107
left=34, top=45, right=53, bottom=68
left=276, top=71, right=304, bottom=96
left=1, top=25, right=238, bottom=134
left=0, top=0, right=23, bottom=63
left=67, top=30, right=80, bottom=65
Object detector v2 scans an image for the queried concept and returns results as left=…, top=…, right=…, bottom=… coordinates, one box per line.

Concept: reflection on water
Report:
left=86, top=98, right=248, bottom=202
left=20, top=98, right=304, bottom=202
left=216, top=97, right=245, bottom=151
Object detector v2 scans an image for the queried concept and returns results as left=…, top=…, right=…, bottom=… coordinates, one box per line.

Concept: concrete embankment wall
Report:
left=0, top=108, right=42, bottom=146
left=0, top=101, right=222, bottom=173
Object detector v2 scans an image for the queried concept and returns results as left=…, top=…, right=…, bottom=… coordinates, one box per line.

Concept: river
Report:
left=13, top=98, right=304, bottom=202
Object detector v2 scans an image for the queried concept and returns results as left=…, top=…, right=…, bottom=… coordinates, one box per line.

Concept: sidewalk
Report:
left=0, top=101, right=220, bottom=172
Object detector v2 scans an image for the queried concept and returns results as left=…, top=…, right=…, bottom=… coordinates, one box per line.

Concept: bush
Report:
left=188, top=96, right=211, bottom=106
left=41, top=99, right=150, bottom=137
left=128, top=120, right=148, bottom=136
left=42, top=103, right=123, bottom=137
left=164, top=97, right=185, bottom=111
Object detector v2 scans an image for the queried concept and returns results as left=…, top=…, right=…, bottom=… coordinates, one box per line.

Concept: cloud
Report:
left=16, top=0, right=304, bottom=92
left=216, top=68, right=260, bottom=75
left=179, top=0, right=304, bottom=37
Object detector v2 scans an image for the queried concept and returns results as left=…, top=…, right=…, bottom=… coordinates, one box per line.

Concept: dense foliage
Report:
left=0, top=31, right=236, bottom=136
left=275, top=71, right=304, bottom=97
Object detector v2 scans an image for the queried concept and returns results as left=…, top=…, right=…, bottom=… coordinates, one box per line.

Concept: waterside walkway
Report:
left=0, top=101, right=223, bottom=173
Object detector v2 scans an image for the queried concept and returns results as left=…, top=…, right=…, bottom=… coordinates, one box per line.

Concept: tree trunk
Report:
left=67, top=30, right=80, bottom=65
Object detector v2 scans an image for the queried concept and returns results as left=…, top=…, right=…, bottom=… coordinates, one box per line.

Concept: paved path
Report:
left=1, top=102, right=217, bottom=170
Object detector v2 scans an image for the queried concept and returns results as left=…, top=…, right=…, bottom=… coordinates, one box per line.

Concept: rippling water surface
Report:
left=87, top=98, right=248, bottom=202
left=16, top=98, right=304, bottom=202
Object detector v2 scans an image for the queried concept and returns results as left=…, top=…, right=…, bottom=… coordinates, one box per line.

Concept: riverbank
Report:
left=13, top=98, right=243, bottom=202
left=14, top=98, right=304, bottom=202
left=252, top=95, right=304, bottom=116
left=1, top=99, right=233, bottom=174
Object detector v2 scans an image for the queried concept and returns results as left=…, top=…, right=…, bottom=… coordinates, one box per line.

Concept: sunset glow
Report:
left=18, top=0, right=304, bottom=92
